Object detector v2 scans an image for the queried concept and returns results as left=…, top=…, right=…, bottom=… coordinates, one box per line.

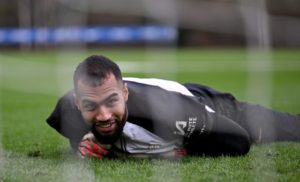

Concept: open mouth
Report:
left=96, top=121, right=115, bottom=128
left=94, top=121, right=116, bottom=133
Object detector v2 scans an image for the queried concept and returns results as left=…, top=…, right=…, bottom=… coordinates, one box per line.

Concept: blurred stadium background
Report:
left=0, top=0, right=300, bottom=181
left=0, top=0, right=300, bottom=48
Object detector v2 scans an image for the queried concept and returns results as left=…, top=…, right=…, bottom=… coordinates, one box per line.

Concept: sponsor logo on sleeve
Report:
left=174, top=117, right=199, bottom=138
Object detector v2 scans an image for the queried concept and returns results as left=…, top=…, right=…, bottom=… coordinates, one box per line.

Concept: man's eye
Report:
left=83, top=104, right=97, bottom=111
left=107, top=98, right=118, bottom=106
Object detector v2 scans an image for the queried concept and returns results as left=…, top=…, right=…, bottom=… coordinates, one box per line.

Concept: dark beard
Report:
left=91, top=107, right=128, bottom=144
left=91, top=121, right=124, bottom=144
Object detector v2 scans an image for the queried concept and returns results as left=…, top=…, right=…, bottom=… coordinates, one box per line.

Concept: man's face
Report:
left=75, top=73, right=129, bottom=144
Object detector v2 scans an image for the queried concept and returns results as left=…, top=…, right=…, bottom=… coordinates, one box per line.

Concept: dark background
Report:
left=1, top=0, right=300, bottom=48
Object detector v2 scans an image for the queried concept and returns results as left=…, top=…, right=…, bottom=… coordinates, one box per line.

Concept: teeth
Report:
left=96, top=122, right=113, bottom=128
left=101, top=123, right=111, bottom=128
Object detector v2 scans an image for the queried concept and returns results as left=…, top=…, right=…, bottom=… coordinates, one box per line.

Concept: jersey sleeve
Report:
left=46, top=90, right=90, bottom=150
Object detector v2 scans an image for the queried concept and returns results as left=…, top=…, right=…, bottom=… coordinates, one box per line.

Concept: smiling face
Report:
left=75, top=73, right=129, bottom=144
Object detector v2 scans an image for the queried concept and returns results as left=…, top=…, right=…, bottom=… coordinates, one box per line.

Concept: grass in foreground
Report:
left=1, top=142, right=300, bottom=182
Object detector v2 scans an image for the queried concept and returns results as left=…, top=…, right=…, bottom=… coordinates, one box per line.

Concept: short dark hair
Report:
left=73, top=55, right=123, bottom=92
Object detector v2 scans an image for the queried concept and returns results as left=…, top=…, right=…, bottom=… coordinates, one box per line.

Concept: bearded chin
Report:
left=91, top=122, right=124, bottom=144
left=91, top=107, right=127, bottom=144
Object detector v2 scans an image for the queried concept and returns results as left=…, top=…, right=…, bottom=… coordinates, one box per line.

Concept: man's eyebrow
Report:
left=81, top=93, right=119, bottom=105
left=103, top=93, right=119, bottom=104
left=81, top=99, right=96, bottom=105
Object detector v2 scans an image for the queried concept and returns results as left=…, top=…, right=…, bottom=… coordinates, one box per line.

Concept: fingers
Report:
left=78, top=139, right=110, bottom=159
left=174, top=148, right=187, bottom=157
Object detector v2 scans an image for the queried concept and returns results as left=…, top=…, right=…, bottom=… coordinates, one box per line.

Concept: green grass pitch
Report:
left=0, top=48, right=300, bottom=181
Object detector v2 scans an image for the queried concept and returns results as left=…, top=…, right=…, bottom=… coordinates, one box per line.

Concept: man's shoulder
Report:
left=124, top=77, right=194, bottom=96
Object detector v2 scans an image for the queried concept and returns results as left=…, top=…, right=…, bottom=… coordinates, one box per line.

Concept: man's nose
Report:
left=95, top=106, right=112, bottom=121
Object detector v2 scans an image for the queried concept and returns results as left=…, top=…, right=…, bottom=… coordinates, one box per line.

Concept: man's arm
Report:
left=46, top=90, right=90, bottom=150
left=185, top=112, right=251, bottom=156
left=126, top=81, right=250, bottom=156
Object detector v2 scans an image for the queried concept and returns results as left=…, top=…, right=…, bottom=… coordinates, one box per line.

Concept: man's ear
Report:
left=123, top=83, right=129, bottom=102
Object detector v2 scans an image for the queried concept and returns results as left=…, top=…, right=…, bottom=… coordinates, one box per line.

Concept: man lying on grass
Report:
left=46, top=55, right=300, bottom=159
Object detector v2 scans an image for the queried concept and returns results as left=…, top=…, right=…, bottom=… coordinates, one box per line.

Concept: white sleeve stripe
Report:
left=124, top=77, right=194, bottom=97
left=205, top=105, right=215, bottom=113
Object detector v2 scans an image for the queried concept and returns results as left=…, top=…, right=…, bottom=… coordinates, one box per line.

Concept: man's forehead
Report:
left=77, top=73, right=119, bottom=87
left=76, top=76, right=122, bottom=99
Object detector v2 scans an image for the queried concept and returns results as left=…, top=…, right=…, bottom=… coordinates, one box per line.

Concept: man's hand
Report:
left=77, top=132, right=111, bottom=159
left=174, top=148, right=187, bottom=157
